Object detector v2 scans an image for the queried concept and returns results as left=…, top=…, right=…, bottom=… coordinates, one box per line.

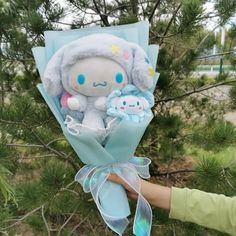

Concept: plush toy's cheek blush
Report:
left=120, top=107, right=125, bottom=110
left=74, top=85, right=79, bottom=90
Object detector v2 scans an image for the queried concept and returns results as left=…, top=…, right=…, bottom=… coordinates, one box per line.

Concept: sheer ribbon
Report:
left=75, top=157, right=152, bottom=236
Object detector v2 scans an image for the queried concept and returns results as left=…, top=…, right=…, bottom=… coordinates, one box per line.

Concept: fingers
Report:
left=108, top=174, right=133, bottom=192
left=108, top=174, right=130, bottom=188
left=128, top=192, right=138, bottom=200
left=108, top=174, right=140, bottom=200
left=108, top=174, right=125, bottom=185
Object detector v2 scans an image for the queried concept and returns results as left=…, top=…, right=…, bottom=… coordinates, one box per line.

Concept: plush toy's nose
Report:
left=129, top=105, right=135, bottom=107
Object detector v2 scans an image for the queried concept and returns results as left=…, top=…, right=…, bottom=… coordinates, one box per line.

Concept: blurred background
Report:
left=0, top=0, right=236, bottom=235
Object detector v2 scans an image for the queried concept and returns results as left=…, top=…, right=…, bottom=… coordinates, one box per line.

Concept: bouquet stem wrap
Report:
left=75, top=157, right=152, bottom=236
left=37, top=84, right=154, bottom=235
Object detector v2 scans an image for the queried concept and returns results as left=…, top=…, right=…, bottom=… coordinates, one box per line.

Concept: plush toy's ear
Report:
left=140, top=97, right=150, bottom=109
left=131, top=44, right=155, bottom=91
left=43, top=49, right=64, bottom=96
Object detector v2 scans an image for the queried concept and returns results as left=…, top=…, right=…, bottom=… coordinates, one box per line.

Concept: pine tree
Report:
left=1, top=0, right=236, bottom=235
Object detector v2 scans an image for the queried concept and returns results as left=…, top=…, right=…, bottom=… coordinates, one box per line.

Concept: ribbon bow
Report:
left=75, top=157, right=152, bottom=236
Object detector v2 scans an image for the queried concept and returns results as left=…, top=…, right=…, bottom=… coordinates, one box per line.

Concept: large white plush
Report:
left=43, top=33, right=155, bottom=129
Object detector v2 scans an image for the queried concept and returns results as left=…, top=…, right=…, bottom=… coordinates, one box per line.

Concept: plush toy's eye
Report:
left=123, top=101, right=126, bottom=105
left=77, top=74, right=85, bottom=85
left=115, top=72, right=123, bottom=83
left=137, top=101, right=140, bottom=106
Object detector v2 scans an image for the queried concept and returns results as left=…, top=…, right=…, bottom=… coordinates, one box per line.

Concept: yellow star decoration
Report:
left=148, top=67, right=155, bottom=77
left=111, top=45, right=120, bottom=54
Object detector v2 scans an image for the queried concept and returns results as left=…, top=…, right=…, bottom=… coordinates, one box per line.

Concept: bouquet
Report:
left=32, top=21, right=159, bottom=236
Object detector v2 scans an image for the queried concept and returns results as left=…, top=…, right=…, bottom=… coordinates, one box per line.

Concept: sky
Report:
left=55, top=0, right=235, bottom=31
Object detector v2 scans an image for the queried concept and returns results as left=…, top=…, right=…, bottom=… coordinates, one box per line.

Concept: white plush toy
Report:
left=107, top=85, right=154, bottom=123
left=43, top=34, right=155, bottom=130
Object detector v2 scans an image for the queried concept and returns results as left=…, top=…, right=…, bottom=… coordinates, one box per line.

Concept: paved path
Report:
left=197, top=85, right=236, bottom=126
left=224, top=112, right=236, bottom=126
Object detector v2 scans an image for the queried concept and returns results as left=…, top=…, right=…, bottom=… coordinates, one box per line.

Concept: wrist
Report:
left=141, top=180, right=171, bottom=210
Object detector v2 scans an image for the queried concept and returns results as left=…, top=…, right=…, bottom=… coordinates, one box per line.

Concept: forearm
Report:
left=108, top=174, right=172, bottom=209
left=140, top=180, right=171, bottom=210
left=109, top=174, right=236, bottom=235
left=170, top=187, right=236, bottom=235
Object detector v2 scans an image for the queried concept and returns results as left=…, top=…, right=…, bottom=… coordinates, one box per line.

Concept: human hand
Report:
left=108, top=174, right=171, bottom=210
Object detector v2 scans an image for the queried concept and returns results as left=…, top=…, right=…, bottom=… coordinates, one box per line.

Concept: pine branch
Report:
left=157, top=169, right=196, bottom=176
left=1, top=205, right=43, bottom=230
left=195, top=23, right=222, bottom=53
left=107, top=4, right=130, bottom=15
left=150, top=30, right=179, bottom=40
left=60, top=188, right=79, bottom=196
left=148, top=0, right=162, bottom=22
left=57, top=208, right=77, bottom=236
left=92, top=0, right=110, bottom=26
left=6, top=143, right=44, bottom=148
left=1, top=181, right=77, bottom=231
left=1, top=118, right=80, bottom=171
left=175, top=23, right=221, bottom=62
left=156, top=79, right=236, bottom=104
left=6, top=141, right=79, bottom=171
left=41, top=205, right=51, bottom=236
left=87, top=219, right=97, bottom=236
left=69, top=216, right=89, bottom=235
left=0, top=231, right=8, bottom=236
left=46, top=138, right=66, bottom=146
left=160, top=3, right=182, bottom=45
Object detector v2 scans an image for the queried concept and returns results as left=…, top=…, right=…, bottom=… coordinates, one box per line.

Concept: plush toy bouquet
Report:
left=32, top=21, right=159, bottom=236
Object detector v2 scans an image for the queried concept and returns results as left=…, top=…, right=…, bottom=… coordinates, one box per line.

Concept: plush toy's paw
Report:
left=67, top=97, right=80, bottom=110
left=94, top=97, right=107, bottom=111
left=60, top=107, right=84, bottom=120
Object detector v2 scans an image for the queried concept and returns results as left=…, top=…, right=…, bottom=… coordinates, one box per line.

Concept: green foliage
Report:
left=178, top=0, right=203, bottom=34
left=17, top=181, right=44, bottom=210
left=117, top=15, right=139, bottom=25
left=215, top=0, right=236, bottom=24
left=26, top=214, right=45, bottom=232
left=196, top=155, right=224, bottom=190
left=216, top=72, right=229, bottom=81
left=40, top=161, right=74, bottom=192
left=195, top=153, right=236, bottom=195
left=186, top=146, right=236, bottom=194
left=0, top=165, right=15, bottom=205
left=138, top=114, right=184, bottom=162
left=191, top=120, right=236, bottom=151
left=0, top=206, right=12, bottom=228
left=1, top=0, right=236, bottom=235
left=229, top=84, right=236, bottom=108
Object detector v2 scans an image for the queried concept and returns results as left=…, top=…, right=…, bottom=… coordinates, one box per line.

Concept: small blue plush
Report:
left=107, top=85, right=154, bottom=122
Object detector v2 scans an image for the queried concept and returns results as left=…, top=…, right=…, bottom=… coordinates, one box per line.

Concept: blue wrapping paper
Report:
left=32, top=21, right=159, bottom=235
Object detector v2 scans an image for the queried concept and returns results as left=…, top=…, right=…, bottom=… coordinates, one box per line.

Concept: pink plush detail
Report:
left=60, top=92, right=72, bottom=107
left=123, top=51, right=130, bottom=60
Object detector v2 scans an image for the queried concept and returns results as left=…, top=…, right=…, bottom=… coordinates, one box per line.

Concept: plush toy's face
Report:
left=116, top=95, right=145, bottom=115
left=68, top=57, right=128, bottom=97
